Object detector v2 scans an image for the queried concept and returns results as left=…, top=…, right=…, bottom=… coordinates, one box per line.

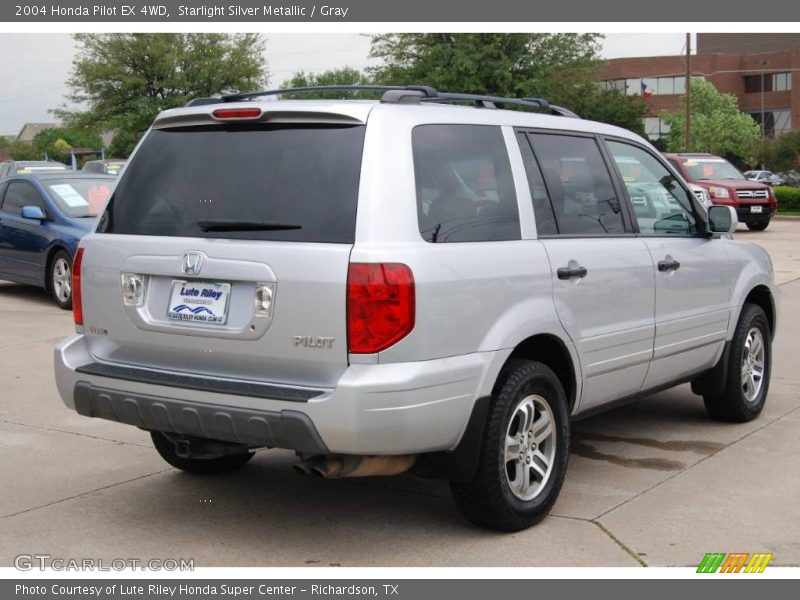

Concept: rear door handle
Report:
left=657, top=259, right=681, bottom=272
left=557, top=266, right=588, bottom=280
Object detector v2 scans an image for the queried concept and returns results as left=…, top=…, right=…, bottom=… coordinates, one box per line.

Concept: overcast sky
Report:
left=0, top=33, right=692, bottom=135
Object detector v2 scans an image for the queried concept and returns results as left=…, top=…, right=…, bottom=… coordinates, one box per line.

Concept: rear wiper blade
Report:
left=197, top=219, right=302, bottom=232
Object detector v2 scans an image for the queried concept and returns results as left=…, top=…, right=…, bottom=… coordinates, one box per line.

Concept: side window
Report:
left=606, top=140, right=697, bottom=236
left=413, top=125, right=520, bottom=243
left=1, top=181, right=44, bottom=215
left=516, top=132, right=557, bottom=235
left=528, top=133, right=626, bottom=235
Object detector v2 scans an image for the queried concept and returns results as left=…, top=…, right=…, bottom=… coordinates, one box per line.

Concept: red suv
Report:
left=664, top=153, right=777, bottom=231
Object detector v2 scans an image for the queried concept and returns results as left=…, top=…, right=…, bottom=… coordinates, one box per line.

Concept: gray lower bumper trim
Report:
left=75, top=362, right=324, bottom=402
left=73, top=382, right=329, bottom=454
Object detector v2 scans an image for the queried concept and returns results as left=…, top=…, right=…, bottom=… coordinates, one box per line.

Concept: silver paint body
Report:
left=54, top=100, right=778, bottom=455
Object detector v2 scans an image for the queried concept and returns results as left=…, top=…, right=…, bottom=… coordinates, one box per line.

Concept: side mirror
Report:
left=707, top=205, right=738, bottom=235
left=20, top=205, right=46, bottom=221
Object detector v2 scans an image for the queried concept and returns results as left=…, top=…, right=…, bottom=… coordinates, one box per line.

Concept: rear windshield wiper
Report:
left=197, top=219, right=303, bottom=232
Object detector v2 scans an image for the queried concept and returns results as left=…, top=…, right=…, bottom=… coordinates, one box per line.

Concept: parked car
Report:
left=82, top=159, right=128, bottom=176
left=0, top=172, right=115, bottom=308
left=743, top=170, right=784, bottom=187
left=664, top=153, right=777, bottom=231
left=0, top=160, right=68, bottom=178
left=775, top=170, right=800, bottom=187
left=685, top=183, right=711, bottom=212
left=55, top=87, right=777, bottom=531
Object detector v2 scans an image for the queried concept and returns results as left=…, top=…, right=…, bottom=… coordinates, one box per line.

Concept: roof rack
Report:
left=186, top=85, right=579, bottom=118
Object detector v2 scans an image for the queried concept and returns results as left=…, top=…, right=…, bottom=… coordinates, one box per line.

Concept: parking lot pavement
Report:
left=1, top=222, right=798, bottom=568
left=736, top=217, right=800, bottom=285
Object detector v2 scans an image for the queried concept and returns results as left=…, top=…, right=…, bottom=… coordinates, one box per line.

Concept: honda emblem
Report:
left=181, top=252, right=203, bottom=276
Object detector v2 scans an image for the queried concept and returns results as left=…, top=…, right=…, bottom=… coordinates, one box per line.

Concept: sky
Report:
left=0, top=33, right=692, bottom=135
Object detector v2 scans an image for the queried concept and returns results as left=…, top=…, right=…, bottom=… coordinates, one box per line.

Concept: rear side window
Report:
left=413, top=125, right=520, bottom=243
left=98, top=124, right=366, bottom=243
left=529, top=133, right=625, bottom=235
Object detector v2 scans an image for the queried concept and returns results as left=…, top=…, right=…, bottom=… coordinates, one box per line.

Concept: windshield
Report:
left=45, top=178, right=115, bottom=217
left=98, top=123, right=365, bottom=243
left=681, top=157, right=745, bottom=181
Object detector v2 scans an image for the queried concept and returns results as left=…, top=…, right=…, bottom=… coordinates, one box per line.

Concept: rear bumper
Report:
left=55, top=333, right=507, bottom=455
left=73, top=381, right=329, bottom=453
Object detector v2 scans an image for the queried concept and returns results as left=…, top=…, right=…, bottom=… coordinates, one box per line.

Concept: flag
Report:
left=641, top=80, right=653, bottom=99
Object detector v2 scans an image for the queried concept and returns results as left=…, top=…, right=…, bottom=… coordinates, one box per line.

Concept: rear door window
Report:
left=98, top=123, right=366, bottom=243
left=413, top=125, right=520, bottom=243
left=528, top=133, right=626, bottom=235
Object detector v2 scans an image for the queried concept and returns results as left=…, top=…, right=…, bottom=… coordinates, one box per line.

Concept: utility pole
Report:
left=684, top=33, right=691, bottom=152
left=756, top=59, right=769, bottom=138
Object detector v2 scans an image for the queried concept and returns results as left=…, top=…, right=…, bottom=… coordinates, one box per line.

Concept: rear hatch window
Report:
left=98, top=123, right=366, bottom=243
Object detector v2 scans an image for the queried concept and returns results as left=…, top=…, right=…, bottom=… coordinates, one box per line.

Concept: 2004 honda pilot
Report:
left=54, top=86, right=778, bottom=531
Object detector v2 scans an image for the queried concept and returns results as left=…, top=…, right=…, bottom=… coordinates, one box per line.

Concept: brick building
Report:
left=597, top=33, right=800, bottom=141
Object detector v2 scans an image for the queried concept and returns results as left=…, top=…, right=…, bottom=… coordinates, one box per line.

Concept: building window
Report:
left=600, top=76, right=688, bottom=97
left=748, top=109, right=792, bottom=137
left=774, top=72, right=791, bottom=92
left=744, top=72, right=792, bottom=93
left=643, top=117, right=671, bottom=141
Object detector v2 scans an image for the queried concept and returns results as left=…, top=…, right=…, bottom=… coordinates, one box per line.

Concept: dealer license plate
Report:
left=167, top=280, right=231, bottom=324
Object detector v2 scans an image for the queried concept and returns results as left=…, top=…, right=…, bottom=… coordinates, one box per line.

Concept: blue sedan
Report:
left=0, top=172, right=116, bottom=308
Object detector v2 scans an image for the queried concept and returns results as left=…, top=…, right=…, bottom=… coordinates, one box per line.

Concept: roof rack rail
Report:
left=185, top=96, right=224, bottom=107
left=221, top=85, right=439, bottom=103
left=190, top=85, right=578, bottom=118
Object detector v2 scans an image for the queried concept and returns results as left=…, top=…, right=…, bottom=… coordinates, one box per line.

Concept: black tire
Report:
left=746, top=220, right=770, bottom=231
left=703, top=303, right=771, bottom=422
left=450, top=359, right=570, bottom=531
left=49, top=249, right=73, bottom=310
left=150, top=431, right=254, bottom=475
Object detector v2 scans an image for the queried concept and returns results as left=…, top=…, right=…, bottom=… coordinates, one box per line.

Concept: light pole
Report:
left=756, top=59, right=769, bottom=138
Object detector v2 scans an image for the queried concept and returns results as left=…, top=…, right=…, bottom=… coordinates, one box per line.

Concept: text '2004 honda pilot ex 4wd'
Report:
left=55, top=86, right=778, bottom=531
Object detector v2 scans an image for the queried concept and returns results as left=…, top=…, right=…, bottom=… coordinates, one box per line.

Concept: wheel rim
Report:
left=52, top=258, right=71, bottom=303
left=741, top=327, right=766, bottom=403
left=504, top=394, right=557, bottom=501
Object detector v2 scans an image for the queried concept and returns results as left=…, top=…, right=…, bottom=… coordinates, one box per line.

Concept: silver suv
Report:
left=54, top=86, right=778, bottom=531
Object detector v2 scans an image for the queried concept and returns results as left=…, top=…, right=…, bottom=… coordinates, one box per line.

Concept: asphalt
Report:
left=0, top=219, right=798, bottom=567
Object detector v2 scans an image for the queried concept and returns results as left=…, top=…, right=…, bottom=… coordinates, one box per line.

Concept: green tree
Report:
left=2, top=140, right=41, bottom=161
left=753, top=131, right=800, bottom=172
left=30, top=126, right=103, bottom=163
left=281, top=67, right=374, bottom=98
left=366, top=33, right=646, bottom=133
left=56, top=33, right=268, bottom=156
left=662, top=77, right=760, bottom=160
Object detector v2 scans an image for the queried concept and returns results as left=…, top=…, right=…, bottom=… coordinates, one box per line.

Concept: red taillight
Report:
left=72, top=248, right=84, bottom=326
left=347, top=263, right=415, bottom=354
left=211, top=107, right=262, bottom=120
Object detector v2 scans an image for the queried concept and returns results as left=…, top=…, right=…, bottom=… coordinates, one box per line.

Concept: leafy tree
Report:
left=281, top=67, right=375, bottom=98
left=662, top=78, right=760, bottom=160
left=56, top=33, right=268, bottom=156
left=1, top=140, right=41, bottom=161
left=365, top=33, right=646, bottom=133
left=753, top=131, right=800, bottom=172
left=30, top=126, right=103, bottom=163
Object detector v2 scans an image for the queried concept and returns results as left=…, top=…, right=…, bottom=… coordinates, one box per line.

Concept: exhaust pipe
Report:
left=295, top=455, right=416, bottom=478
left=293, top=456, right=325, bottom=476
